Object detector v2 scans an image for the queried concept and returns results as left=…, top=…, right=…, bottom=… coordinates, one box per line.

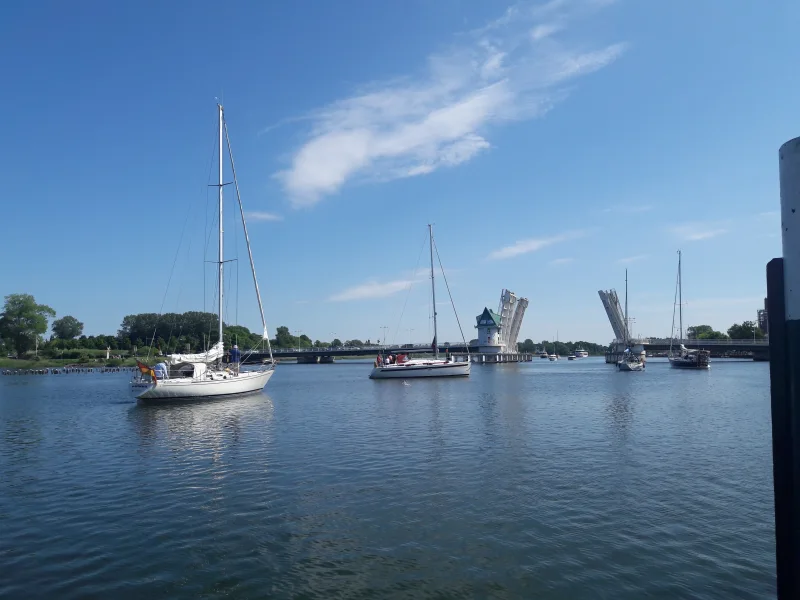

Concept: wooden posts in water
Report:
left=769, top=137, right=800, bottom=599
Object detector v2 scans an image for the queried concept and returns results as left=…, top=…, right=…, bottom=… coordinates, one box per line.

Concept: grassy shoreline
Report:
left=0, top=357, right=144, bottom=369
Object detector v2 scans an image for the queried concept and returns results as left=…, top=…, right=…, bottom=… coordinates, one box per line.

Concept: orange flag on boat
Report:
left=136, top=360, right=158, bottom=384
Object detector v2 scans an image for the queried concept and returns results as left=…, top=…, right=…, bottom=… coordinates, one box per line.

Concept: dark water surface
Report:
left=0, top=358, right=775, bottom=599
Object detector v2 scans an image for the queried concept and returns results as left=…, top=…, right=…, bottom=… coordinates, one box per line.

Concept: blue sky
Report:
left=1, top=0, right=796, bottom=345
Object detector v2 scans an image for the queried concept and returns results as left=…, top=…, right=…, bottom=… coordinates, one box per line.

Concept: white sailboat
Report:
left=617, top=270, right=644, bottom=372
left=369, top=225, right=470, bottom=379
left=131, top=104, right=275, bottom=400
left=668, top=250, right=710, bottom=370
left=548, top=333, right=558, bottom=361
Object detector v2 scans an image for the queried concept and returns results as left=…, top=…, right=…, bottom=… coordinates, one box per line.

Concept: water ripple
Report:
left=0, top=360, right=776, bottom=599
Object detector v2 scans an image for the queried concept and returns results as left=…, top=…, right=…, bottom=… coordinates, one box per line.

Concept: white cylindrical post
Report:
left=780, top=138, right=800, bottom=320
left=771, top=137, right=800, bottom=598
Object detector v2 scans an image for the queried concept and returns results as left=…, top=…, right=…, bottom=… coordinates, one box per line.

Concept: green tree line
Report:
left=517, top=339, right=607, bottom=356
left=1, top=292, right=768, bottom=360
left=686, top=322, right=765, bottom=340
left=0, top=293, right=374, bottom=358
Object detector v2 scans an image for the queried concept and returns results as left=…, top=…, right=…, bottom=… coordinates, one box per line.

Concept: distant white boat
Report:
left=370, top=358, right=470, bottom=379
left=615, top=269, right=646, bottom=373
left=370, top=225, right=470, bottom=380
left=548, top=332, right=558, bottom=360
left=574, top=348, right=589, bottom=358
left=131, top=105, right=275, bottom=401
left=617, top=350, right=645, bottom=372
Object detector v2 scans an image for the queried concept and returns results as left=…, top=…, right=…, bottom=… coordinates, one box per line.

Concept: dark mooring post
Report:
left=770, top=137, right=800, bottom=598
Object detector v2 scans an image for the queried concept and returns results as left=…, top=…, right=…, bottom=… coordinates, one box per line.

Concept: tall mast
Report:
left=624, top=269, right=629, bottom=343
left=224, top=121, right=274, bottom=363
left=217, top=104, right=224, bottom=360
left=429, top=224, right=438, bottom=359
left=678, top=250, right=683, bottom=341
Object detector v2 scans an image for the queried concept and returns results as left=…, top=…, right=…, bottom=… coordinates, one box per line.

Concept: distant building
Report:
left=476, top=308, right=503, bottom=352
left=475, top=289, right=529, bottom=354
left=758, top=297, right=768, bottom=335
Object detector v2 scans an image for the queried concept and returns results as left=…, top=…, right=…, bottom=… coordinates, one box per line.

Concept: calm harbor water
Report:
left=0, top=358, right=775, bottom=599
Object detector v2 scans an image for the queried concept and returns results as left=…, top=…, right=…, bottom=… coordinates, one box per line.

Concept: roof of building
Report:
left=475, top=307, right=502, bottom=328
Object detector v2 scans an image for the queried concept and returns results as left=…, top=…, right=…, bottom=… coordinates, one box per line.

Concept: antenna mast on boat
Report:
left=217, top=104, right=225, bottom=366
left=624, top=269, right=629, bottom=344
left=678, top=249, right=683, bottom=342
left=429, top=224, right=438, bottom=359
left=223, top=119, right=274, bottom=363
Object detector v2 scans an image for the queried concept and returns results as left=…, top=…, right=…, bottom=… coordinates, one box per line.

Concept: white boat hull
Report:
left=617, top=360, right=644, bottom=372
left=369, top=361, right=470, bottom=379
left=131, top=368, right=274, bottom=401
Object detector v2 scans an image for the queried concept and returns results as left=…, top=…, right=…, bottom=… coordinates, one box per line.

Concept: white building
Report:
left=475, top=289, right=529, bottom=354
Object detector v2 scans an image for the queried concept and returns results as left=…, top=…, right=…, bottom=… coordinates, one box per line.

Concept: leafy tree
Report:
left=0, top=294, right=56, bottom=357
left=698, top=330, right=728, bottom=340
left=274, top=326, right=297, bottom=348
left=687, top=324, right=728, bottom=340
left=118, top=311, right=221, bottom=352
left=299, top=334, right=312, bottom=348
left=345, top=339, right=364, bottom=347
left=331, top=338, right=343, bottom=348
left=517, top=338, right=536, bottom=353
left=52, top=315, right=84, bottom=339
left=727, top=321, right=765, bottom=340
left=225, top=325, right=257, bottom=349
left=687, top=325, right=713, bottom=339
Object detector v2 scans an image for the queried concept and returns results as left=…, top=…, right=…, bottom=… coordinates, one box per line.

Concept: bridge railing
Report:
left=257, top=343, right=462, bottom=354
left=644, top=338, right=769, bottom=346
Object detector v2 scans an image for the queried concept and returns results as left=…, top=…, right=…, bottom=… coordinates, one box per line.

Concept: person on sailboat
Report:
left=230, top=344, right=241, bottom=375
left=154, top=361, right=169, bottom=380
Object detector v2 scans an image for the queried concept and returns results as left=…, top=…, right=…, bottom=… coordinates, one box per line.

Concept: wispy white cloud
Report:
left=531, top=23, right=561, bottom=41
left=669, top=222, right=728, bottom=241
left=488, top=230, right=585, bottom=260
left=617, top=254, right=649, bottom=264
left=759, top=210, right=779, bottom=219
left=275, top=0, right=626, bottom=206
left=245, top=211, right=283, bottom=222
left=329, top=277, right=419, bottom=302
left=550, top=257, right=574, bottom=265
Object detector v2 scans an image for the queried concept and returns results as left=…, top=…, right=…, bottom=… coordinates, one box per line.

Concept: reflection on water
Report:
left=0, top=359, right=776, bottom=599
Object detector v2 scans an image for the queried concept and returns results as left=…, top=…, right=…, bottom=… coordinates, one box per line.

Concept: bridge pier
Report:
left=297, top=355, right=319, bottom=364
left=319, top=356, right=335, bottom=364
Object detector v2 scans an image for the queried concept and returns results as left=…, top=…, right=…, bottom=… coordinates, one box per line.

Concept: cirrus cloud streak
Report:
left=275, top=0, right=626, bottom=206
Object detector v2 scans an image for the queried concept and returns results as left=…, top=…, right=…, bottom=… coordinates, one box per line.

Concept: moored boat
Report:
left=370, top=225, right=470, bottom=380
left=130, top=105, right=275, bottom=400
left=668, top=251, right=710, bottom=370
